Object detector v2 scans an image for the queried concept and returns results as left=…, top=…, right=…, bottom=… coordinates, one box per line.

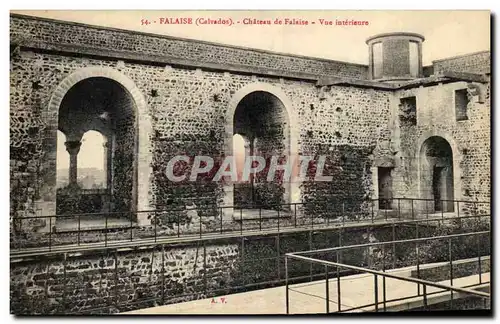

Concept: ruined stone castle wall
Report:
left=433, top=51, right=490, bottom=75
left=387, top=80, right=490, bottom=214
left=10, top=15, right=368, bottom=80
left=10, top=47, right=392, bottom=232
left=10, top=242, right=240, bottom=314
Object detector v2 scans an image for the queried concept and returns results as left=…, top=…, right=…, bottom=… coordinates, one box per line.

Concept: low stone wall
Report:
left=11, top=242, right=240, bottom=314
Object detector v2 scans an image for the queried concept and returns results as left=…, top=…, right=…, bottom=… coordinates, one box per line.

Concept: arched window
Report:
left=56, top=130, right=69, bottom=189
left=78, top=130, right=107, bottom=189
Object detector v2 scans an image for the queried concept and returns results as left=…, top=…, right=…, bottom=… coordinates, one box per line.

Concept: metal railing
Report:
left=285, top=231, right=491, bottom=313
left=10, top=197, right=490, bottom=254
left=10, top=220, right=490, bottom=315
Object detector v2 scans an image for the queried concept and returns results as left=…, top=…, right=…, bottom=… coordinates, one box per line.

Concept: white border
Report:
left=3, top=2, right=497, bottom=323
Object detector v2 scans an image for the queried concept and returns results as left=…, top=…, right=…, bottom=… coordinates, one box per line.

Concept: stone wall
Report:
left=433, top=51, right=490, bottom=75
left=10, top=45, right=393, bottom=234
left=10, top=14, right=368, bottom=80
left=10, top=15, right=491, bottom=233
left=384, top=80, right=491, bottom=214
left=10, top=241, right=239, bottom=314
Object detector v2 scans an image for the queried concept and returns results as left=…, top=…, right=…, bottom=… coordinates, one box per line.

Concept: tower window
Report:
left=409, top=41, right=419, bottom=77
left=372, top=42, right=383, bottom=79
left=455, top=89, right=469, bottom=121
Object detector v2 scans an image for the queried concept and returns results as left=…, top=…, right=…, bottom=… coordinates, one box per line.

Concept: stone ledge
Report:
left=54, top=217, right=136, bottom=233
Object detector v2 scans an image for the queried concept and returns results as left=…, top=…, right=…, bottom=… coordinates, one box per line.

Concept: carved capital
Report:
left=64, top=141, right=82, bottom=155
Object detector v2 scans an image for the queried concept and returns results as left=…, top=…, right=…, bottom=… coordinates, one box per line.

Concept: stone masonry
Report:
left=9, top=14, right=490, bottom=315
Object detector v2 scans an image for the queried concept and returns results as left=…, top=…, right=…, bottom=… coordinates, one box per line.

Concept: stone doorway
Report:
left=378, top=167, right=393, bottom=210
left=420, top=136, right=454, bottom=213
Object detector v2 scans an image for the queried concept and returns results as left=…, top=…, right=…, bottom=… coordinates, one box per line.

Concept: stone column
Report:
left=65, top=141, right=82, bottom=186
left=246, top=139, right=254, bottom=205
left=103, top=140, right=113, bottom=189
left=102, top=140, right=108, bottom=188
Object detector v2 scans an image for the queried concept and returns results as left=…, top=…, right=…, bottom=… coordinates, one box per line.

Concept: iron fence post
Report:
left=62, top=253, right=67, bottom=312
left=382, top=245, right=386, bottom=312
left=474, top=202, right=479, bottom=228
left=154, top=211, right=157, bottom=242
left=338, top=229, right=342, bottom=264
left=423, top=285, right=428, bottom=310
left=130, top=212, right=133, bottom=242
left=426, top=199, right=429, bottom=221
left=392, top=223, right=396, bottom=269
left=336, top=251, right=341, bottom=312
left=161, top=245, right=165, bottom=305
left=278, top=208, right=280, bottom=232
left=78, top=214, right=81, bottom=246
left=398, top=198, right=401, bottom=220
left=259, top=206, right=262, bottom=231
left=416, top=241, right=420, bottom=296
left=49, top=216, right=52, bottom=251
left=342, top=202, right=345, bottom=226
left=294, top=204, right=297, bottom=228
left=177, top=211, right=180, bottom=238
left=327, top=205, right=330, bottom=227
left=114, top=250, right=118, bottom=309
left=449, top=238, right=454, bottom=307
left=457, top=201, right=459, bottom=218
left=220, top=207, right=223, bottom=234
left=285, top=256, right=289, bottom=314
left=371, top=200, right=374, bottom=223
left=411, top=199, right=414, bottom=220
left=309, top=231, right=313, bottom=281
left=325, top=265, right=329, bottom=313
left=374, top=274, right=379, bottom=312
left=442, top=200, right=444, bottom=221
left=203, top=241, right=207, bottom=296
left=311, top=208, right=314, bottom=229
left=240, top=208, right=243, bottom=235
left=43, top=262, right=49, bottom=313
left=276, top=234, right=280, bottom=281
left=478, top=234, right=482, bottom=284
left=449, top=238, right=453, bottom=286
left=105, top=213, right=108, bottom=247
left=199, top=210, right=202, bottom=238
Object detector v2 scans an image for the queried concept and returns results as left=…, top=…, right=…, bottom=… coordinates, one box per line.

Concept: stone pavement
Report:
left=123, top=266, right=489, bottom=315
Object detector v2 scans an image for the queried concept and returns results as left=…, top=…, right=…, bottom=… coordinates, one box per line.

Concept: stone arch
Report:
left=416, top=131, right=461, bottom=213
left=222, top=82, right=300, bottom=217
left=45, top=67, right=152, bottom=224
left=225, top=82, right=299, bottom=157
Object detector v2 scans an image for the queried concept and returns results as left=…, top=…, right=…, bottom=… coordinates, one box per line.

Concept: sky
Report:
left=16, top=10, right=490, bottom=172
left=11, top=10, right=490, bottom=65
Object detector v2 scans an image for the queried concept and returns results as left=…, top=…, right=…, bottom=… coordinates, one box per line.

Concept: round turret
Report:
left=366, top=32, right=425, bottom=82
